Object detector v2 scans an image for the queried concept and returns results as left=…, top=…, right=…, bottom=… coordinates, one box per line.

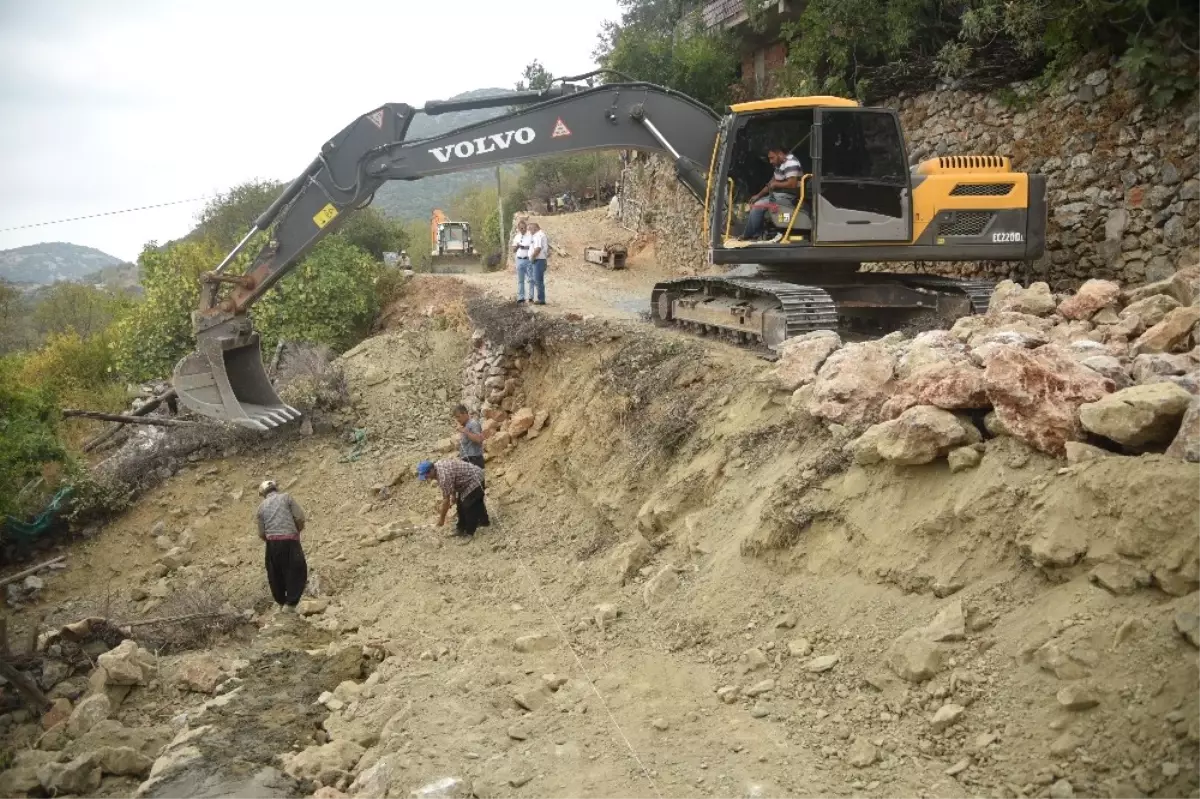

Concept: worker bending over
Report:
left=417, top=458, right=489, bottom=539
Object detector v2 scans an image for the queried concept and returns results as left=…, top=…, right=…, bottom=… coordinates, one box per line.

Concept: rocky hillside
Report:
left=0, top=265, right=1195, bottom=799
left=0, top=242, right=125, bottom=286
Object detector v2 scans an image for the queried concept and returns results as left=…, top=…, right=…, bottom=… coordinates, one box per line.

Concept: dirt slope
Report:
left=1, top=280, right=1197, bottom=799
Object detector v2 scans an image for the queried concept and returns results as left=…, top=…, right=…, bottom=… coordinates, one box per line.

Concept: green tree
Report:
left=252, top=237, right=381, bottom=352
left=32, top=282, right=132, bottom=340
left=516, top=60, right=555, bottom=91
left=194, top=179, right=284, bottom=250
left=593, top=0, right=737, bottom=108
left=112, top=238, right=235, bottom=382
left=0, top=356, right=67, bottom=517
left=0, top=280, right=29, bottom=354
left=336, top=207, right=412, bottom=260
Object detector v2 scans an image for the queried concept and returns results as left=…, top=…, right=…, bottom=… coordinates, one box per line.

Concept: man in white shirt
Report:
left=510, top=219, right=532, bottom=303
left=527, top=222, right=549, bottom=305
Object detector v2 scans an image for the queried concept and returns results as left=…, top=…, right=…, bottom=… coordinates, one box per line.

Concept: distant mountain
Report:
left=372, top=88, right=525, bottom=221
left=0, top=242, right=124, bottom=285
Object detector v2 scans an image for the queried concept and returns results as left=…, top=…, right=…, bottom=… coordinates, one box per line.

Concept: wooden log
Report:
left=0, top=556, right=66, bottom=590
left=122, top=611, right=239, bottom=629
left=82, top=389, right=178, bottom=453
left=0, top=658, right=50, bottom=713
left=63, top=410, right=199, bottom=428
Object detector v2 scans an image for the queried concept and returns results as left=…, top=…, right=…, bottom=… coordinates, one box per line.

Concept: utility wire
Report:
left=0, top=196, right=213, bottom=234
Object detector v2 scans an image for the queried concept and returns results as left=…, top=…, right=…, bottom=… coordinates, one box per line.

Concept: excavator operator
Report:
left=740, top=144, right=802, bottom=242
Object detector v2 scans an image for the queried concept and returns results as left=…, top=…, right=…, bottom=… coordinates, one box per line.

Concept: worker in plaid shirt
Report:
left=417, top=458, right=490, bottom=538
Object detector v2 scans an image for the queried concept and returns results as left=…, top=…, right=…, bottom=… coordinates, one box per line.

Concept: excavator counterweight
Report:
left=172, top=75, right=1044, bottom=430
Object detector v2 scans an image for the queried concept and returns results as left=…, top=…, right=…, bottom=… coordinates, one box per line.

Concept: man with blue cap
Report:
left=418, top=457, right=489, bottom=538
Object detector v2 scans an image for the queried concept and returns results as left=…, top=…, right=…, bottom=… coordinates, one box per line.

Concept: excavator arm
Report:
left=173, top=78, right=720, bottom=429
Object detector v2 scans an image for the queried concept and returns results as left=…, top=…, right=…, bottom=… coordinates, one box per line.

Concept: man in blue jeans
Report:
left=510, top=219, right=532, bottom=303
left=741, top=145, right=803, bottom=241
left=527, top=221, right=549, bottom=305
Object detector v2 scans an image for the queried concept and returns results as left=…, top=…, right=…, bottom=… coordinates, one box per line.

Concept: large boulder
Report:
left=1079, top=356, right=1132, bottom=389
left=1121, top=294, right=1181, bottom=330
left=896, top=330, right=971, bottom=378
left=97, top=640, right=153, bottom=686
left=806, top=342, right=896, bottom=428
left=851, top=406, right=973, bottom=466
left=37, top=754, right=102, bottom=796
left=772, top=331, right=841, bottom=390
left=1131, top=353, right=1193, bottom=385
left=67, top=693, right=112, bottom=737
left=984, top=345, right=1114, bottom=455
left=988, top=280, right=1057, bottom=316
left=881, top=361, right=989, bottom=419
left=1079, top=383, right=1194, bottom=447
left=1058, top=279, right=1121, bottom=321
left=176, top=655, right=227, bottom=695
left=280, top=739, right=365, bottom=782
left=1132, top=306, right=1200, bottom=355
left=1166, top=398, right=1200, bottom=462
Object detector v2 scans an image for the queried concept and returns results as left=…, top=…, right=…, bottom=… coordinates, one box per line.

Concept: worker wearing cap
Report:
left=255, top=480, right=308, bottom=613
left=417, top=458, right=489, bottom=539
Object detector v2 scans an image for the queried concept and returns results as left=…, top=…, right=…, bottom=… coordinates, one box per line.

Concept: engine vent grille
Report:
left=950, top=183, right=1015, bottom=196
left=940, top=211, right=994, bottom=237
left=938, top=155, right=1009, bottom=171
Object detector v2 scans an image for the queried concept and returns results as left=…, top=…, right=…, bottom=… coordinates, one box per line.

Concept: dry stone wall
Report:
left=622, top=62, right=1200, bottom=288
left=457, top=332, right=550, bottom=458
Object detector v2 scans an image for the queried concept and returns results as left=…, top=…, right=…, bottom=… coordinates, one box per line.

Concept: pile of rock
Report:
left=457, top=332, right=550, bottom=458
left=0, top=633, right=166, bottom=796
left=774, top=268, right=1199, bottom=467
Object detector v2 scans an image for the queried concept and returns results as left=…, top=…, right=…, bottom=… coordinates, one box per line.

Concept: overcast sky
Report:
left=0, top=0, right=620, bottom=261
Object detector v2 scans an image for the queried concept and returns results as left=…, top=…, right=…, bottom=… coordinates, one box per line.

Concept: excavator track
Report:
left=891, top=275, right=995, bottom=315
left=650, top=273, right=996, bottom=352
left=651, top=277, right=838, bottom=349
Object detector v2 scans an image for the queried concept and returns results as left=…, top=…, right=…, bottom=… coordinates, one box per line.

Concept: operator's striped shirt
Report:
left=434, top=458, right=483, bottom=500
left=773, top=154, right=803, bottom=201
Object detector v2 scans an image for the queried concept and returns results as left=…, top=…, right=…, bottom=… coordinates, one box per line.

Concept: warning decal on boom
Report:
left=551, top=118, right=571, bottom=138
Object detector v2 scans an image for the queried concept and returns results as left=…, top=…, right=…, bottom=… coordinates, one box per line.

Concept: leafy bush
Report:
left=597, top=18, right=739, bottom=109
left=0, top=357, right=67, bottom=517
left=194, top=180, right=284, bottom=250
left=20, top=330, right=118, bottom=402
left=32, top=282, right=132, bottom=341
left=375, top=268, right=409, bottom=308
left=336, top=208, right=412, bottom=260
left=772, top=0, right=1198, bottom=103
left=252, top=237, right=381, bottom=353
left=113, top=238, right=240, bottom=382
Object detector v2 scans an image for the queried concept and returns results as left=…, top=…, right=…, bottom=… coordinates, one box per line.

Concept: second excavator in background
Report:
left=171, top=70, right=1046, bottom=430
left=429, top=209, right=478, bottom=272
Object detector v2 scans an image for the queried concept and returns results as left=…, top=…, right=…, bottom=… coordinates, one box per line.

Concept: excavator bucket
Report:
left=172, top=330, right=300, bottom=431
left=428, top=254, right=483, bottom=274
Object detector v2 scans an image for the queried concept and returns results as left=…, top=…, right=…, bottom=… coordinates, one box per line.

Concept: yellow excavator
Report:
left=429, top=209, right=477, bottom=271
left=172, top=70, right=1046, bottom=430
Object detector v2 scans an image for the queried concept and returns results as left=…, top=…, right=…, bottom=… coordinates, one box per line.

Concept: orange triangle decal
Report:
left=552, top=118, right=572, bottom=137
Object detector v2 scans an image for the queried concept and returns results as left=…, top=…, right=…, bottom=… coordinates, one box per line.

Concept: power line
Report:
left=0, top=196, right=213, bottom=234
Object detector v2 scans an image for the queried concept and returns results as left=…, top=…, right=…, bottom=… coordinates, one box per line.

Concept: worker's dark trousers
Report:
left=455, top=487, right=490, bottom=536
left=264, top=538, right=307, bottom=606
left=463, top=455, right=485, bottom=488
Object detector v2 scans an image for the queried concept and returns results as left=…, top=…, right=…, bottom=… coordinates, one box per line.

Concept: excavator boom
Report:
left=173, top=79, right=720, bottom=429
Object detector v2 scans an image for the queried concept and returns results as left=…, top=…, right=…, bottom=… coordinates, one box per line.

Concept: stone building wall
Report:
left=621, top=62, right=1200, bottom=288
